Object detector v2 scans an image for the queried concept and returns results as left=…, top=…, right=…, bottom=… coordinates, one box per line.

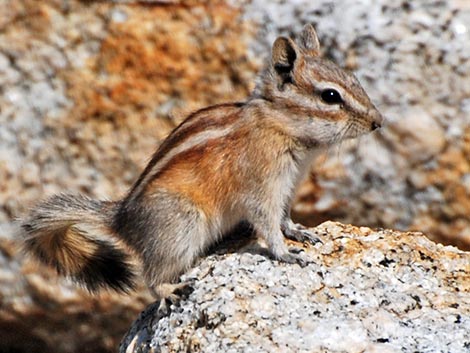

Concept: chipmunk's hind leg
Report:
left=135, top=191, right=209, bottom=316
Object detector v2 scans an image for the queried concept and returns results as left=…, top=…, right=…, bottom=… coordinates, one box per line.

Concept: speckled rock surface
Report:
left=121, top=222, right=470, bottom=353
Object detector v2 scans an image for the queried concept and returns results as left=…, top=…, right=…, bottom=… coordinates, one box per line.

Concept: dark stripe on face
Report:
left=277, top=99, right=344, bottom=121
left=299, top=58, right=371, bottom=108
left=342, top=102, right=363, bottom=121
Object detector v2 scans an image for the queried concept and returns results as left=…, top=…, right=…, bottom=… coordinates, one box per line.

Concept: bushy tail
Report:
left=20, top=194, right=136, bottom=293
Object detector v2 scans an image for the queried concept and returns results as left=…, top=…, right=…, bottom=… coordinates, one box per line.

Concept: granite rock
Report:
left=121, top=222, right=470, bottom=353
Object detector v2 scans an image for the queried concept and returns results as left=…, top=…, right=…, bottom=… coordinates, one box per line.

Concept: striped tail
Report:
left=20, top=194, right=136, bottom=293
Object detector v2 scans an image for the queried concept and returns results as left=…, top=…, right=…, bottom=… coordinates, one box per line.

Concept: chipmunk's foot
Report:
left=151, top=280, right=195, bottom=318
left=281, top=220, right=322, bottom=245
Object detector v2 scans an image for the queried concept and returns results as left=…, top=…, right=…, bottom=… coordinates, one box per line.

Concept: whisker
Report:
left=327, top=121, right=351, bottom=161
left=338, top=122, right=354, bottom=157
left=338, top=121, right=353, bottom=143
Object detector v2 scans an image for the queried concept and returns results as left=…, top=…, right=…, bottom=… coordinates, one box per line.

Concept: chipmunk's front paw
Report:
left=281, top=221, right=322, bottom=245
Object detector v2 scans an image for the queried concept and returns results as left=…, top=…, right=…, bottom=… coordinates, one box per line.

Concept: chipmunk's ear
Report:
left=298, top=24, right=321, bottom=55
left=272, top=37, right=298, bottom=81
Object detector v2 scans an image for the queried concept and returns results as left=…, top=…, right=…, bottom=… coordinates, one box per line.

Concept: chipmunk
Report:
left=21, top=25, right=383, bottom=310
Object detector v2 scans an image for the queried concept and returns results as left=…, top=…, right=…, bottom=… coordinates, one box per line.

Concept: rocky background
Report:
left=1, top=0, right=469, bottom=352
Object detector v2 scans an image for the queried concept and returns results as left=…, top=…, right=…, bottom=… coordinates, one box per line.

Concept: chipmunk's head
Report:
left=255, top=24, right=383, bottom=147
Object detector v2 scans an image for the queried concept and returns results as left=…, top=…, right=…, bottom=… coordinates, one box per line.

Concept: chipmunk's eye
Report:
left=321, top=89, right=343, bottom=104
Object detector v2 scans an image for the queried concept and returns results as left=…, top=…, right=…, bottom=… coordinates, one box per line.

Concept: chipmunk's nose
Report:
left=371, top=121, right=381, bottom=131
left=370, top=110, right=384, bottom=131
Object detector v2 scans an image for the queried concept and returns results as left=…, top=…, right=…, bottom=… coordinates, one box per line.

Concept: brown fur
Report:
left=130, top=103, right=243, bottom=197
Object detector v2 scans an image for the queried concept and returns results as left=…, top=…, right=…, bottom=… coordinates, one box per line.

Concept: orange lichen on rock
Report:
left=69, top=2, right=257, bottom=123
